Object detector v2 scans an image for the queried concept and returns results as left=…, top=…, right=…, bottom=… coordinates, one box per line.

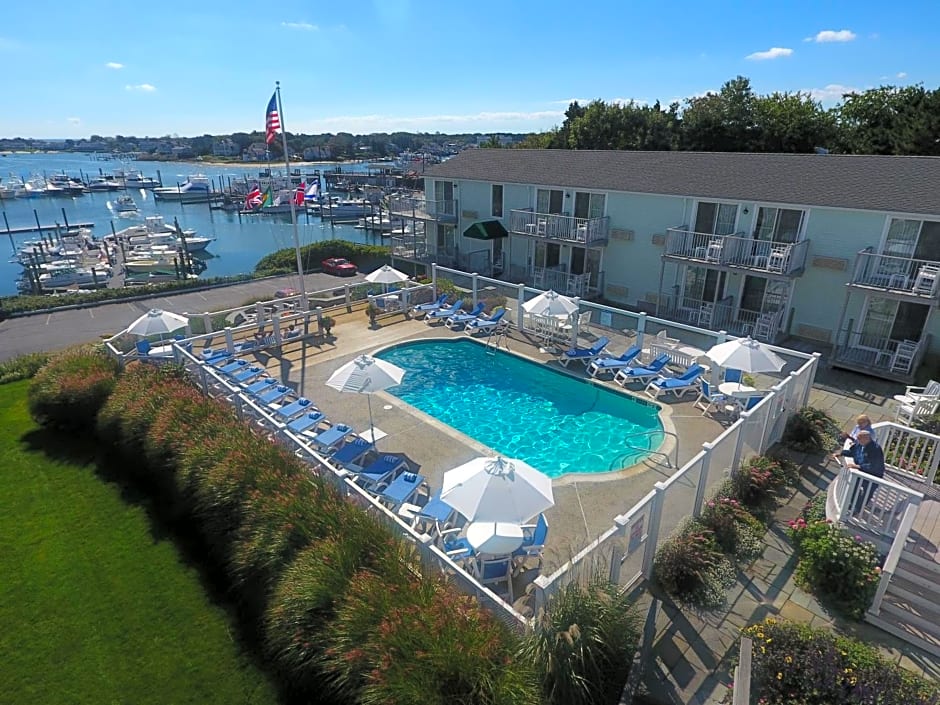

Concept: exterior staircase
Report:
left=867, top=550, right=940, bottom=658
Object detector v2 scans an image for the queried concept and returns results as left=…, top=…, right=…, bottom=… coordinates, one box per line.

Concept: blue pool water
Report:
left=376, top=339, right=664, bottom=478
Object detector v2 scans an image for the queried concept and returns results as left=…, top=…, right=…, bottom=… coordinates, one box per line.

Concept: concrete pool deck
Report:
left=236, top=308, right=900, bottom=581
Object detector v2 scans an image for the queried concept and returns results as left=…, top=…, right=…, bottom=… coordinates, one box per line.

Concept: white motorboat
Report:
left=357, top=215, right=397, bottom=232
left=86, top=175, right=121, bottom=191
left=111, top=194, right=139, bottom=214
left=39, top=266, right=110, bottom=290
left=320, top=198, right=374, bottom=221
left=115, top=169, right=160, bottom=189
left=152, top=175, right=212, bottom=202
left=17, top=176, right=48, bottom=198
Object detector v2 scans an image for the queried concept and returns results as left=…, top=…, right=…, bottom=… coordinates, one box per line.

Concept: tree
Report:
left=835, top=85, right=940, bottom=155
left=480, top=135, right=502, bottom=148
left=680, top=76, right=759, bottom=152
left=752, top=92, right=835, bottom=153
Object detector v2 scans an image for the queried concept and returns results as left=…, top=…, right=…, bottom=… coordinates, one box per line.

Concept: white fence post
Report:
left=803, top=352, right=822, bottom=407
left=202, top=312, right=212, bottom=334
left=636, top=312, right=647, bottom=350
left=642, top=482, right=667, bottom=578
left=471, top=272, right=479, bottom=306
left=517, top=283, right=526, bottom=332
left=730, top=415, right=748, bottom=474
left=224, top=327, right=235, bottom=353
left=732, top=637, right=753, bottom=705
left=532, top=574, right=550, bottom=615
left=692, top=444, right=713, bottom=517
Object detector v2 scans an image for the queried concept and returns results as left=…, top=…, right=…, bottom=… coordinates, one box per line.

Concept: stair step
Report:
left=900, top=550, right=940, bottom=579
left=877, top=597, right=940, bottom=654
left=894, top=564, right=937, bottom=594
left=867, top=610, right=940, bottom=660
left=885, top=580, right=940, bottom=617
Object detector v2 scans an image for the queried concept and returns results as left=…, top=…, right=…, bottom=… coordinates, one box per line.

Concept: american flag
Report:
left=265, top=92, right=280, bottom=144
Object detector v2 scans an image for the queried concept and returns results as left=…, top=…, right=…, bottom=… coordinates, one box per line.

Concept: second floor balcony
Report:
left=509, top=209, right=609, bottom=245
left=848, top=249, right=940, bottom=301
left=387, top=195, right=458, bottom=224
left=664, top=227, right=809, bottom=277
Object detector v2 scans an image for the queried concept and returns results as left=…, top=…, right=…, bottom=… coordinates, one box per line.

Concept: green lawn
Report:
left=0, top=380, right=280, bottom=705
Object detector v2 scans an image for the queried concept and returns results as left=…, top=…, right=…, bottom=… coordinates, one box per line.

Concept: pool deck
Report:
left=236, top=310, right=903, bottom=579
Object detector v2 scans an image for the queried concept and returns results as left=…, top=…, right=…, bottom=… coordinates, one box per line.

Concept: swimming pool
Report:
left=375, top=339, right=664, bottom=478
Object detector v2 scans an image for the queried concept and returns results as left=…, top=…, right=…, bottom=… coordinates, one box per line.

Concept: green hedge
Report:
left=254, top=239, right=390, bottom=275
left=0, top=352, right=51, bottom=384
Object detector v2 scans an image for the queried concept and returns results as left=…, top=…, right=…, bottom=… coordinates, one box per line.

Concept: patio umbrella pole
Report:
left=366, top=388, right=377, bottom=451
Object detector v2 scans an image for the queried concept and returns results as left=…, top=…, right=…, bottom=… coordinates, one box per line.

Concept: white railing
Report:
left=850, top=250, right=940, bottom=298
left=831, top=463, right=923, bottom=539
left=665, top=227, right=810, bottom=276
left=387, top=196, right=458, bottom=222
left=832, top=330, right=931, bottom=379
left=509, top=209, right=610, bottom=245
left=876, top=421, right=940, bottom=484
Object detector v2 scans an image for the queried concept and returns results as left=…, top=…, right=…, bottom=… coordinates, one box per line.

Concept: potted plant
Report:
left=320, top=315, right=334, bottom=336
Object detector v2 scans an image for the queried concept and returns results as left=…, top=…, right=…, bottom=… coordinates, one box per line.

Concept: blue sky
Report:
left=2, top=0, right=937, bottom=138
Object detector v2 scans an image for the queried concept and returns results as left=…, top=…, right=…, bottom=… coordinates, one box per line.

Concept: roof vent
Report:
left=814, top=147, right=830, bottom=155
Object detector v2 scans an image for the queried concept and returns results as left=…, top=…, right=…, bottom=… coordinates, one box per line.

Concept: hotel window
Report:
left=753, top=207, right=805, bottom=244
left=574, top=192, right=605, bottom=220
left=491, top=184, right=503, bottom=217
left=536, top=188, right=565, bottom=214
left=694, top=202, right=738, bottom=236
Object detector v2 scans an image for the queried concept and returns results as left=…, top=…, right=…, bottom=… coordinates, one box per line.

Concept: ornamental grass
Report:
left=652, top=521, right=736, bottom=610
left=28, top=346, right=120, bottom=431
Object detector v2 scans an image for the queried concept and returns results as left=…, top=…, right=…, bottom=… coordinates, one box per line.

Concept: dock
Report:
left=3, top=221, right=95, bottom=235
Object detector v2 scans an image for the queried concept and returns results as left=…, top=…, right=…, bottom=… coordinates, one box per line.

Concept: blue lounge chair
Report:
left=412, top=292, right=448, bottom=316
left=559, top=336, right=610, bottom=368
left=244, top=377, right=277, bottom=395
left=464, top=307, right=508, bottom=336
left=444, top=302, right=486, bottom=330
left=614, top=353, right=671, bottom=386
left=273, top=397, right=314, bottom=422
left=308, top=423, right=354, bottom=451
left=645, top=363, right=706, bottom=399
left=512, top=513, right=549, bottom=568
left=329, top=437, right=372, bottom=470
left=257, top=385, right=291, bottom=406
left=231, top=365, right=265, bottom=384
left=354, top=454, right=407, bottom=489
left=425, top=298, right=464, bottom=324
left=586, top=345, right=642, bottom=378
left=218, top=359, right=249, bottom=375
left=376, top=472, right=427, bottom=508
left=286, top=411, right=329, bottom=435
left=201, top=349, right=231, bottom=365
left=412, top=491, right=459, bottom=534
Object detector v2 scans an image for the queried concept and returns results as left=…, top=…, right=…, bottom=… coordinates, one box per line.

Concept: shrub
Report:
left=519, top=578, right=639, bottom=705
left=741, top=617, right=940, bottom=704
left=782, top=406, right=841, bottom=453
left=254, top=239, right=388, bottom=275
left=798, top=494, right=828, bottom=524
left=653, top=521, right=736, bottom=610
left=725, top=455, right=796, bottom=519
left=699, top=497, right=765, bottom=561
left=357, top=580, right=538, bottom=705
left=787, top=518, right=882, bottom=619
left=28, top=347, right=121, bottom=431
left=0, top=351, right=50, bottom=384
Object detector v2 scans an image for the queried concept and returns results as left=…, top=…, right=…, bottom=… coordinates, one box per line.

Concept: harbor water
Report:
left=0, top=153, right=387, bottom=297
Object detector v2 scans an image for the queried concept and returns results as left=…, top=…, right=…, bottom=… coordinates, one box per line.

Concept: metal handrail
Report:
left=624, top=429, right=679, bottom=469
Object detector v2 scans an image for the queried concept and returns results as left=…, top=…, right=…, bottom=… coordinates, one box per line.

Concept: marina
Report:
left=0, top=153, right=417, bottom=297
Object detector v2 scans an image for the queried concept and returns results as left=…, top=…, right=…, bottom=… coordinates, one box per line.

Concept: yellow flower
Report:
left=784, top=656, right=793, bottom=664
left=776, top=672, right=783, bottom=680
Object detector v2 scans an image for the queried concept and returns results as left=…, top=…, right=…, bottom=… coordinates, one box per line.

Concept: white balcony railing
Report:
left=656, top=293, right=785, bottom=341
left=387, top=196, right=458, bottom=223
left=664, top=228, right=809, bottom=276
left=509, top=209, right=609, bottom=245
left=833, top=330, right=932, bottom=380
left=849, top=249, right=940, bottom=299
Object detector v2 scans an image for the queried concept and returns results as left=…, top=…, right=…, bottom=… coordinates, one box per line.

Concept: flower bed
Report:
left=739, top=617, right=940, bottom=705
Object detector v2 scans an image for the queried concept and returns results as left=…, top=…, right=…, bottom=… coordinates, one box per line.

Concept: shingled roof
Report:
left=425, top=150, right=940, bottom=216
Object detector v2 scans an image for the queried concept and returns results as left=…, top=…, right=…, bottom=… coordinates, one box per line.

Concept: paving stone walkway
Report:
left=641, top=445, right=940, bottom=705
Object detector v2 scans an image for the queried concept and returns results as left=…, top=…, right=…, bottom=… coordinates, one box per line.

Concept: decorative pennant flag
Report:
left=265, top=92, right=280, bottom=144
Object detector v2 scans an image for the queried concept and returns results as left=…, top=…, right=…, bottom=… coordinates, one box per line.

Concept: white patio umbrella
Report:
left=365, top=264, right=410, bottom=285
left=325, top=354, right=405, bottom=448
left=125, top=308, right=189, bottom=337
left=705, top=336, right=786, bottom=373
left=522, top=289, right=579, bottom=317
left=441, top=456, right=554, bottom=524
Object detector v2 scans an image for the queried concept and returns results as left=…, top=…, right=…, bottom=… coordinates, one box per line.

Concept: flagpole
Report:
left=274, top=81, right=308, bottom=304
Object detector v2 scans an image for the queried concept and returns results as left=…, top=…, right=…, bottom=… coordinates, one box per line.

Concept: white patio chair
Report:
left=895, top=396, right=939, bottom=425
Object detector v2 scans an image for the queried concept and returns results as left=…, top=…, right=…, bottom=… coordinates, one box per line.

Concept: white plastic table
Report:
left=465, top=521, right=524, bottom=555
left=719, top=382, right=757, bottom=397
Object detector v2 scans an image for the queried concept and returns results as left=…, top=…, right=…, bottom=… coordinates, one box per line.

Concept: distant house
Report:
left=212, top=139, right=239, bottom=157
left=303, top=145, right=333, bottom=160
left=171, top=145, right=194, bottom=159
left=155, top=142, right=175, bottom=156
left=242, top=143, right=269, bottom=162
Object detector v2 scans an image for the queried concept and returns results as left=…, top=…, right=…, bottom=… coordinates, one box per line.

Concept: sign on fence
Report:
left=628, top=516, right=645, bottom=553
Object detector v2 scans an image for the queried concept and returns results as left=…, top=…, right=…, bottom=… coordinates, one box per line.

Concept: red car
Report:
left=321, top=257, right=357, bottom=276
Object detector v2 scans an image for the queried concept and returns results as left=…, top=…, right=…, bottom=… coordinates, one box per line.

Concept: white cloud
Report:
left=550, top=97, right=591, bottom=105
left=67, top=117, right=81, bottom=124
left=125, top=83, right=156, bottom=92
left=305, top=109, right=565, bottom=133
left=806, top=83, right=858, bottom=103
left=746, top=47, right=793, bottom=61
left=809, top=29, right=856, bottom=43
left=282, top=21, right=318, bottom=30
left=897, top=71, right=908, bottom=79
left=105, top=61, right=124, bottom=69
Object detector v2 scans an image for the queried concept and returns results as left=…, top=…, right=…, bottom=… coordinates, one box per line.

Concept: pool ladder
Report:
left=484, top=325, right=509, bottom=354
left=619, top=429, right=679, bottom=469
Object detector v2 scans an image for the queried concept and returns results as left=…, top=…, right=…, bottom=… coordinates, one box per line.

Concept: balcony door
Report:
left=536, top=188, right=564, bottom=215
left=534, top=241, right=561, bottom=269
left=859, top=297, right=930, bottom=350
left=693, top=201, right=738, bottom=235
left=753, top=207, right=804, bottom=244
left=882, top=218, right=940, bottom=261
left=683, top=266, right=726, bottom=305
left=573, top=192, right=605, bottom=220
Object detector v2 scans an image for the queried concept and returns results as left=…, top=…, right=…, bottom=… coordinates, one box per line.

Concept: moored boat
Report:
left=152, top=175, right=212, bottom=202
